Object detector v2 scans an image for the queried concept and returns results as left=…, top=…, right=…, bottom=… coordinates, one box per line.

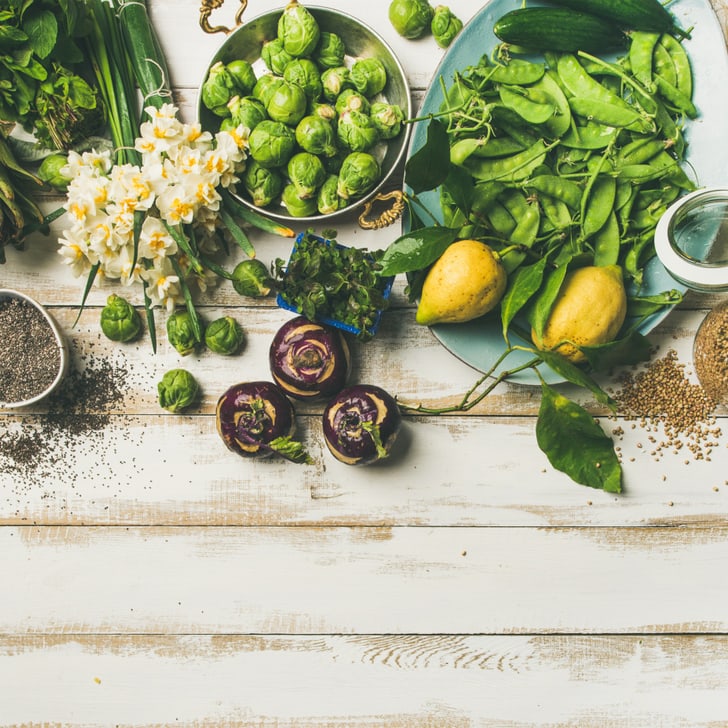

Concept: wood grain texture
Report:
left=2, top=1, right=728, bottom=725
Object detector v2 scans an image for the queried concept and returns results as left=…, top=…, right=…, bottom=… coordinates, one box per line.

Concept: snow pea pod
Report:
left=500, top=200, right=541, bottom=273
left=615, top=136, right=664, bottom=166
left=652, top=39, right=678, bottom=88
left=485, top=199, right=517, bottom=237
left=499, top=84, right=556, bottom=125
left=629, top=31, right=660, bottom=88
left=464, top=139, right=552, bottom=183
left=525, top=174, right=582, bottom=210
left=592, top=209, right=620, bottom=266
left=560, top=120, right=619, bottom=149
left=569, top=96, right=654, bottom=133
left=658, top=34, right=692, bottom=99
left=540, top=194, right=573, bottom=231
left=488, top=59, right=545, bottom=85
left=654, top=75, right=697, bottom=118
left=472, top=136, right=526, bottom=158
left=581, top=174, right=616, bottom=240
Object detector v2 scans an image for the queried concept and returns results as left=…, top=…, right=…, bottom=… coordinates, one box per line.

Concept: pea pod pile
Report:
left=388, top=30, right=697, bottom=299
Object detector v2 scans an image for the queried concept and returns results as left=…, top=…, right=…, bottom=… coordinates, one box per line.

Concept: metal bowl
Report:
left=0, top=289, right=69, bottom=409
left=197, top=5, right=412, bottom=223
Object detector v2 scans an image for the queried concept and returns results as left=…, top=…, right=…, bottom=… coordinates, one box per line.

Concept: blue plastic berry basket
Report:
left=276, top=232, right=394, bottom=337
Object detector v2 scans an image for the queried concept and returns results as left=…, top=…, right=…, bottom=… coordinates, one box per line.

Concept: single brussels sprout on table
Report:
left=277, top=0, right=321, bottom=58
left=388, top=0, right=435, bottom=39
left=431, top=5, right=463, bottom=47
left=350, top=57, right=388, bottom=97
left=295, top=115, right=337, bottom=157
left=336, top=109, right=380, bottom=152
left=287, top=151, right=326, bottom=199
left=232, top=259, right=275, bottom=298
left=322, top=384, right=402, bottom=465
left=227, top=95, right=267, bottom=131
left=269, top=315, right=351, bottom=399
left=317, top=174, right=348, bottom=215
left=283, top=58, right=323, bottom=101
left=248, top=120, right=297, bottom=168
left=321, top=66, right=353, bottom=102
left=370, top=101, right=405, bottom=139
left=265, top=79, right=308, bottom=126
left=314, top=31, right=346, bottom=69
left=216, top=380, right=311, bottom=463
left=100, top=294, right=142, bottom=343
left=282, top=182, right=319, bottom=217
left=201, top=61, right=239, bottom=117
left=167, top=309, right=201, bottom=356
left=157, top=368, right=200, bottom=414
left=242, top=159, right=285, bottom=208
left=262, top=38, right=294, bottom=75
left=38, top=153, right=71, bottom=191
left=205, top=316, right=245, bottom=355
left=337, top=152, right=381, bottom=200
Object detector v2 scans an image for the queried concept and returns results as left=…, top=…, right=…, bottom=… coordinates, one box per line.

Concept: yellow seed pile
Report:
left=612, top=349, right=722, bottom=463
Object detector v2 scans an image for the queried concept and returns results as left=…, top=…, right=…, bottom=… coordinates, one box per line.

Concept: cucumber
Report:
left=540, top=0, right=687, bottom=37
left=493, top=9, right=628, bottom=53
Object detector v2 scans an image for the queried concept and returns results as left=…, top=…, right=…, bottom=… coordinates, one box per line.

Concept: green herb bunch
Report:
left=274, top=229, right=391, bottom=340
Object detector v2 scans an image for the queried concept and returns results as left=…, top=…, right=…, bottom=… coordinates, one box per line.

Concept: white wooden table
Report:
left=2, top=0, right=728, bottom=724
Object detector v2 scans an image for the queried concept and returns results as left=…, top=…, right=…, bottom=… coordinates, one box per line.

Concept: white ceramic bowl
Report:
left=197, top=5, right=412, bottom=223
left=0, top=289, right=69, bottom=408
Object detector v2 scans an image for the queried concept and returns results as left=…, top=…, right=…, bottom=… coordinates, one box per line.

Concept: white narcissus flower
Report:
left=138, top=216, right=178, bottom=261
left=58, top=228, right=95, bottom=277
left=141, top=258, right=182, bottom=312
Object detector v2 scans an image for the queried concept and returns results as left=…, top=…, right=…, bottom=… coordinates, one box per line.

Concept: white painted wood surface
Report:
left=2, top=0, right=728, bottom=725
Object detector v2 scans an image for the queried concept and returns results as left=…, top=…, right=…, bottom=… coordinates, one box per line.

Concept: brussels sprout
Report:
left=369, top=101, right=405, bottom=139
left=100, top=294, right=142, bottom=343
left=205, top=315, right=245, bottom=355
left=388, top=0, right=434, bottom=39
left=336, top=152, right=381, bottom=199
left=262, top=38, right=294, bottom=75
left=277, top=1, right=320, bottom=58
left=314, top=31, right=346, bottom=69
left=310, top=102, right=337, bottom=122
left=232, top=259, right=275, bottom=298
left=37, top=153, right=71, bottom=191
left=295, top=114, right=337, bottom=157
left=201, top=61, right=238, bottom=116
left=242, top=159, right=284, bottom=208
left=227, top=95, right=267, bottom=131
left=226, top=59, right=257, bottom=95
left=282, top=182, right=318, bottom=217
left=323, top=147, right=349, bottom=175
left=283, top=58, right=322, bottom=101
left=350, top=57, right=388, bottom=97
left=336, top=109, right=380, bottom=152
left=287, top=151, right=326, bottom=199
left=265, top=79, right=308, bottom=126
left=248, top=120, right=296, bottom=168
left=321, top=66, right=352, bottom=102
left=334, top=89, right=370, bottom=116
left=252, top=74, right=285, bottom=106
left=166, top=309, right=201, bottom=356
left=431, top=5, right=462, bottom=47
left=317, top=174, right=347, bottom=215
left=157, top=368, right=199, bottom=413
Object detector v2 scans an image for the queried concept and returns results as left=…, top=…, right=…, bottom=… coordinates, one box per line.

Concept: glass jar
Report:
left=655, top=188, right=728, bottom=292
left=693, top=299, right=728, bottom=404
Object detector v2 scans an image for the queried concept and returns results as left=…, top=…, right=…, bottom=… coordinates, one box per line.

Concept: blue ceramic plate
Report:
left=404, top=0, right=728, bottom=384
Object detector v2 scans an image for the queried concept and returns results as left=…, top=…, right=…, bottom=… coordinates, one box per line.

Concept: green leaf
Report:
left=378, top=226, right=458, bottom=277
left=527, top=263, right=569, bottom=339
left=23, top=9, right=57, bottom=59
left=405, top=118, right=451, bottom=194
left=537, top=350, right=616, bottom=410
left=442, top=164, right=474, bottom=217
left=627, top=289, right=683, bottom=318
left=580, top=330, right=653, bottom=371
left=500, top=256, right=548, bottom=341
left=536, top=383, right=622, bottom=493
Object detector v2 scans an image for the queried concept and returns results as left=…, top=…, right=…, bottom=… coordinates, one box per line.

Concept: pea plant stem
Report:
left=398, top=346, right=542, bottom=415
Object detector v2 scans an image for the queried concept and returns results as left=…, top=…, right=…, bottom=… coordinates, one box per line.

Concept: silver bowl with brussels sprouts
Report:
left=197, top=3, right=412, bottom=222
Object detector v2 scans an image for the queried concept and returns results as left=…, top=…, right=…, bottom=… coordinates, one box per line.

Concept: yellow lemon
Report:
left=416, top=240, right=507, bottom=325
left=532, top=264, right=627, bottom=364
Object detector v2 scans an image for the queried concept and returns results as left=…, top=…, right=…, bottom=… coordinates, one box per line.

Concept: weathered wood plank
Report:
left=3, top=525, right=728, bottom=634
left=2, top=634, right=728, bottom=726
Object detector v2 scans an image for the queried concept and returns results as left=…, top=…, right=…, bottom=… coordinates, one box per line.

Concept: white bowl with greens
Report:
left=0, top=289, right=69, bottom=409
left=197, top=3, right=412, bottom=223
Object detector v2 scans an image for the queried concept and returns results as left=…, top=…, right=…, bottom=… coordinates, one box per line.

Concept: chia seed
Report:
left=0, top=297, right=61, bottom=404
